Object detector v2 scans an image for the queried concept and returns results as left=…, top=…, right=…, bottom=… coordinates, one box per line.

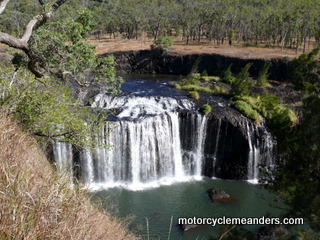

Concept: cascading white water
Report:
left=53, top=95, right=276, bottom=189
left=52, top=141, right=73, bottom=182
left=246, top=121, right=258, bottom=180
left=193, top=115, right=207, bottom=176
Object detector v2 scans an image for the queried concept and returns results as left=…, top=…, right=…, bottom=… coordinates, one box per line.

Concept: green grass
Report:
left=202, top=76, right=221, bottom=81
left=234, top=100, right=262, bottom=125
left=189, top=91, right=200, bottom=100
left=201, top=104, right=212, bottom=115
left=181, top=84, right=226, bottom=94
left=173, top=83, right=182, bottom=89
left=182, top=84, right=215, bottom=93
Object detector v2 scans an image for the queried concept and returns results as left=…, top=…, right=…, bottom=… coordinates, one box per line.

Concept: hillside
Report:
left=0, top=111, right=138, bottom=240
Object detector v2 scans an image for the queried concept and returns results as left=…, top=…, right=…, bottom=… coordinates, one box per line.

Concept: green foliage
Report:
left=0, top=63, right=105, bottom=148
left=173, top=83, right=182, bottom=89
left=181, top=84, right=217, bottom=94
left=29, top=8, right=122, bottom=92
left=150, top=36, right=173, bottom=52
left=221, top=64, right=234, bottom=84
left=269, top=94, right=320, bottom=230
left=236, top=94, right=297, bottom=128
left=189, top=91, right=200, bottom=100
left=201, top=104, right=212, bottom=115
left=201, top=70, right=208, bottom=77
left=230, top=63, right=253, bottom=97
left=234, top=100, right=261, bottom=125
left=291, top=47, right=320, bottom=94
left=256, top=63, right=271, bottom=87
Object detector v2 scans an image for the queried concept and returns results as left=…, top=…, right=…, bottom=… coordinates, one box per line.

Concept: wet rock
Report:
left=207, top=187, right=233, bottom=203
left=179, top=224, right=198, bottom=232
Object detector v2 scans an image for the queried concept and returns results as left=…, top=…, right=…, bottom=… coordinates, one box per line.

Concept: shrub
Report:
left=0, top=64, right=106, bottom=147
left=201, top=70, right=208, bottom=77
left=234, top=100, right=261, bottom=125
left=189, top=91, right=200, bottom=100
left=257, top=63, right=271, bottom=87
left=173, top=83, right=182, bottom=89
left=150, top=36, right=173, bottom=52
left=230, top=63, right=253, bottom=97
left=221, top=64, right=234, bottom=83
left=201, top=104, right=212, bottom=115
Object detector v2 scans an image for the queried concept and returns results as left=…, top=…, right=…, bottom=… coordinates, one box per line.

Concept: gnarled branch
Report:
left=0, top=0, right=67, bottom=77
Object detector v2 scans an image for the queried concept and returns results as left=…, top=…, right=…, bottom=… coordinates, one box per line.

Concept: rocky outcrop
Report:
left=102, top=50, right=291, bottom=81
left=179, top=224, right=198, bottom=232
left=207, top=187, right=233, bottom=203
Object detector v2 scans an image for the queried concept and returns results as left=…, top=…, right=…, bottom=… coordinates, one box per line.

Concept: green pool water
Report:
left=91, top=178, right=285, bottom=240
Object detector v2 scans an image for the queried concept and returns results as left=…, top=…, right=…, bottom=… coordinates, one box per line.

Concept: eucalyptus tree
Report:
left=0, top=0, right=121, bottom=146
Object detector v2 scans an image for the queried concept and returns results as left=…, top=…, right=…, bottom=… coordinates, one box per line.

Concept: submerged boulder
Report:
left=179, top=224, right=198, bottom=232
left=207, top=187, right=233, bottom=203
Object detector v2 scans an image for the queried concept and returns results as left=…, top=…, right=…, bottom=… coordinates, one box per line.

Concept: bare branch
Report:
left=0, top=32, right=27, bottom=50
left=21, top=15, right=46, bottom=43
left=52, top=0, right=67, bottom=11
left=0, top=0, right=10, bottom=15
left=0, top=0, right=68, bottom=78
left=21, top=0, right=67, bottom=43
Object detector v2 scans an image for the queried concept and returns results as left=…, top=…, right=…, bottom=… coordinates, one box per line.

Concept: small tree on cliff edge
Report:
left=150, top=36, right=173, bottom=52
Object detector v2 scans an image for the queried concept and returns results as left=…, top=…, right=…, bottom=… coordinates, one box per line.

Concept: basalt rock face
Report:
left=103, top=50, right=291, bottom=81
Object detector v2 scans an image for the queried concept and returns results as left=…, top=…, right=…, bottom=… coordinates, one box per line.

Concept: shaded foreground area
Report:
left=0, top=112, right=137, bottom=240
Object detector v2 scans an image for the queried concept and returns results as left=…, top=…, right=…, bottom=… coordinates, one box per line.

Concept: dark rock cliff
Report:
left=102, top=50, right=291, bottom=81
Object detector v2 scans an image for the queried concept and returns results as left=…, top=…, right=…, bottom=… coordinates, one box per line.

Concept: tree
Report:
left=268, top=49, right=320, bottom=231
left=0, top=0, right=121, bottom=147
left=0, top=0, right=121, bottom=90
left=256, top=62, right=270, bottom=87
left=0, top=0, right=67, bottom=77
left=230, top=63, right=253, bottom=97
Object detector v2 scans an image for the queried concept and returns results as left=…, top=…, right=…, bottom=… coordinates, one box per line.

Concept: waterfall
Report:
left=53, top=141, right=73, bottom=181
left=53, top=95, right=276, bottom=189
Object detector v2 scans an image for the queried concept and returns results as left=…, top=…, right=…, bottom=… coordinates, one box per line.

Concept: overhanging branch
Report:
left=0, top=0, right=68, bottom=78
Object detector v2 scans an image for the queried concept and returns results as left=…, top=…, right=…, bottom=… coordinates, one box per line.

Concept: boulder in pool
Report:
left=207, top=187, right=233, bottom=203
left=179, top=224, right=198, bottom=232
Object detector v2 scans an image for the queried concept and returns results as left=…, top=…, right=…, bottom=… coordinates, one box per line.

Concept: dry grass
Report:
left=0, top=111, right=138, bottom=240
left=88, top=36, right=303, bottom=60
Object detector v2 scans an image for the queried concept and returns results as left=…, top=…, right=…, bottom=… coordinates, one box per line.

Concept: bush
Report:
left=221, top=64, right=234, bottom=83
left=173, top=83, right=182, bottom=89
left=150, top=36, right=173, bottom=52
left=234, top=100, right=261, bottom=125
left=201, top=104, right=212, bottom=115
left=230, top=63, right=253, bottom=97
left=256, top=63, right=271, bottom=87
left=0, top=63, right=105, bottom=147
left=189, top=91, right=200, bottom=100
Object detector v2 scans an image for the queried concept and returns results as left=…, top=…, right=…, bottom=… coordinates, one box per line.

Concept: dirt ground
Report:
left=89, top=36, right=305, bottom=60
left=0, top=36, right=310, bottom=61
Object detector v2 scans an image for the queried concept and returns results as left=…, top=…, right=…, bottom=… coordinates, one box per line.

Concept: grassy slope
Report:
left=0, top=112, right=138, bottom=240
